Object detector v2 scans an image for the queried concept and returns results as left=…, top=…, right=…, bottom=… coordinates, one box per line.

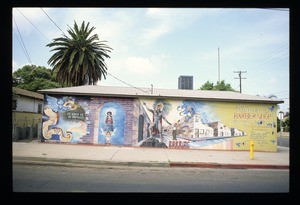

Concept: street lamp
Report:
left=278, top=111, right=284, bottom=147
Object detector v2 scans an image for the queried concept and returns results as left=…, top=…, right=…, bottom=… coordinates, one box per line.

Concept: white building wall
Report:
left=16, top=96, right=43, bottom=113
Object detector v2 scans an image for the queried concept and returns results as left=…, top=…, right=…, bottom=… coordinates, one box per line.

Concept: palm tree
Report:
left=47, top=21, right=112, bottom=86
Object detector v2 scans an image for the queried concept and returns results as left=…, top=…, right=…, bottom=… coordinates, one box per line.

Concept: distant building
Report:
left=12, top=87, right=44, bottom=140
left=178, top=75, right=193, bottom=90
left=12, top=87, right=44, bottom=113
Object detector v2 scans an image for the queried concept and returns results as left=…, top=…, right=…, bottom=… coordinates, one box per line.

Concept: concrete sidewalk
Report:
left=12, top=141, right=290, bottom=169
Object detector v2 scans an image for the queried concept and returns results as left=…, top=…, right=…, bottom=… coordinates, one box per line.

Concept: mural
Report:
left=41, top=94, right=278, bottom=151
left=136, top=99, right=278, bottom=151
left=42, top=95, right=87, bottom=143
left=98, top=102, right=125, bottom=145
left=137, top=99, right=247, bottom=149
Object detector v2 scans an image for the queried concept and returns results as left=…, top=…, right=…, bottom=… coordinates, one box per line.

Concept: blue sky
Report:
left=12, top=7, right=289, bottom=112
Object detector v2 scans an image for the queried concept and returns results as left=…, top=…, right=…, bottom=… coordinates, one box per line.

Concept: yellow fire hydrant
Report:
left=249, top=139, right=254, bottom=159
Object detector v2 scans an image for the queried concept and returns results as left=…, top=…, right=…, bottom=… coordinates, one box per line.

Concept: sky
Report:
left=12, top=7, right=290, bottom=113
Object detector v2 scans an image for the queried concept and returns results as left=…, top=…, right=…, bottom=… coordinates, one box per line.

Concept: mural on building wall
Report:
left=41, top=94, right=278, bottom=151
left=228, top=104, right=278, bottom=151
left=42, top=95, right=88, bottom=143
left=136, top=99, right=247, bottom=149
left=135, top=99, right=278, bottom=151
left=98, top=102, right=125, bottom=145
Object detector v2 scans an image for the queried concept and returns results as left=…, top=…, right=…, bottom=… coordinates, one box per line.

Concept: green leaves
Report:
left=199, top=80, right=237, bottom=92
left=47, top=21, right=112, bottom=86
left=12, top=65, right=62, bottom=92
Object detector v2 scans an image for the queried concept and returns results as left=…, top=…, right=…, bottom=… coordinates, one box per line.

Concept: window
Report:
left=38, top=104, right=43, bottom=113
left=12, top=100, right=17, bottom=110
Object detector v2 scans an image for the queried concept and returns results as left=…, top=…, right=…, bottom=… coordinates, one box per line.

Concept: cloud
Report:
left=139, top=8, right=208, bottom=45
left=125, top=56, right=158, bottom=74
left=125, top=54, right=168, bottom=75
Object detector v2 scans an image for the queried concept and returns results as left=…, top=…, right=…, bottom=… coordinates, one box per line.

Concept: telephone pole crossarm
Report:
left=234, top=71, right=247, bottom=93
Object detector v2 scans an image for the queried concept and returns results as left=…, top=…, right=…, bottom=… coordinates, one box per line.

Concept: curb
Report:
left=13, top=156, right=289, bottom=170
left=13, top=156, right=170, bottom=168
left=170, top=162, right=290, bottom=170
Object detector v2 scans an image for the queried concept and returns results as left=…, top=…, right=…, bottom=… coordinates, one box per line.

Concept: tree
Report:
left=46, top=21, right=113, bottom=86
left=199, top=80, right=237, bottom=91
left=199, top=81, right=214, bottom=90
left=282, top=116, right=289, bottom=132
left=13, top=65, right=62, bottom=92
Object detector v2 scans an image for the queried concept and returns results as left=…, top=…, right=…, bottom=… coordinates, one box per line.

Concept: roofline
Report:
left=38, top=90, right=284, bottom=104
left=13, top=87, right=44, bottom=100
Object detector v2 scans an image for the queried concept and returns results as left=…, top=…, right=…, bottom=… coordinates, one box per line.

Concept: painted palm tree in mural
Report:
left=47, top=21, right=112, bottom=86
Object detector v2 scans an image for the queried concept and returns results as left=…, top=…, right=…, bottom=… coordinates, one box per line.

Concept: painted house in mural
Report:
left=38, top=85, right=283, bottom=152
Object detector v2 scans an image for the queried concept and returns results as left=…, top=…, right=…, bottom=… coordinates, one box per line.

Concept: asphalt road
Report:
left=13, top=163, right=289, bottom=193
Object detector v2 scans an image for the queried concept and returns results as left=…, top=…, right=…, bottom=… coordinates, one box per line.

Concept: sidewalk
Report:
left=12, top=141, right=290, bottom=170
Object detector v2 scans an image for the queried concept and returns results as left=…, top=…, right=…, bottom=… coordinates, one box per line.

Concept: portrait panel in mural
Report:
left=98, top=102, right=125, bottom=145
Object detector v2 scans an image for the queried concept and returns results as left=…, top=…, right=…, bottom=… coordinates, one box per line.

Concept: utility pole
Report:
left=234, top=71, right=247, bottom=93
left=218, top=47, right=220, bottom=83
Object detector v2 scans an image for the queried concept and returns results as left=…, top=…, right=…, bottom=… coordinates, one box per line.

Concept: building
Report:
left=38, top=85, right=283, bottom=152
left=178, top=75, right=193, bottom=90
left=12, top=87, right=44, bottom=140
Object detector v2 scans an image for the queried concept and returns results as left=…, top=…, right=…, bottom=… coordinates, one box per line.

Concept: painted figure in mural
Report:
left=105, top=131, right=112, bottom=144
left=105, top=111, right=113, bottom=124
left=172, top=122, right=178, bottom=140
left=143, top=102, right=172, bottom=141
left=104, top=111, right=114, bottom=144
left=104, top=111, right=114, bottom=132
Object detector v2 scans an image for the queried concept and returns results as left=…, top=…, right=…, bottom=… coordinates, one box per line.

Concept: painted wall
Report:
left=41, top=95, right=278, bottom=152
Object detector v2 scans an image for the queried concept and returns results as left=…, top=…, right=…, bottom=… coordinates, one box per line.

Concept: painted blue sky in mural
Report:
left=179, top=100, right=219, bottom=123
left=44, top=95, right=71, bottom=112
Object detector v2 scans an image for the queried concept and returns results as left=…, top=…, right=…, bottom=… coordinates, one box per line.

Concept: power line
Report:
left=13, top=16, right=32, bottom=66
left=40, top=8, right=65, bottom=35
left=107, top=72, right=149, bottom=94
left=16, top=8, right=51, bottom=42
left=246, top=44, right=289, bottom=72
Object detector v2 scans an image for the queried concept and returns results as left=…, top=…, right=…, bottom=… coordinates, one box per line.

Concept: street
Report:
left=13, top=163, right=289, bottom=193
